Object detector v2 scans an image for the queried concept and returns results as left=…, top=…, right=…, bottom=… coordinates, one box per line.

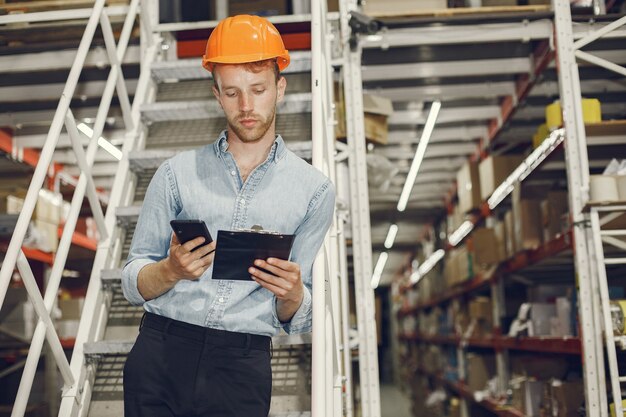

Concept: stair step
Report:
left=140, top=93, right=312, bottom=123
left=84, top=340, right=134, bottom=358
left=150, top=51, right=312, bottom=83
left=128, top=149, right=178, bottom=173
left=130, top=141, right=312, bottom=176
left=115, top=206, right=141, bottom=228
left=101, top=268, right=122, bottom=281
left=144, top=114, right=311, bottom=148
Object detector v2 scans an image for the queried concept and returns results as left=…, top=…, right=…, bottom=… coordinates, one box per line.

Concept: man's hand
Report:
left=137, top=233, right=216, bottom=301
left=249, top=258, right=304, bottom=323
left=167, top=232, right=217, bottom=281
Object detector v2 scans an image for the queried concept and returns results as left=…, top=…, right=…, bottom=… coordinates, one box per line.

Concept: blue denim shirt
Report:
left=121, top=131, right=335, bottom=336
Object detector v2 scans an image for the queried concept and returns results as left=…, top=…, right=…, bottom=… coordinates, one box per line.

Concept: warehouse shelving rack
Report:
left=392, top=1, right=626, bottom=416
left=0, top=0, right=382, bottom=416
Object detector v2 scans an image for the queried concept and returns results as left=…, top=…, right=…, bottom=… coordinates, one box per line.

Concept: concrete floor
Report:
left=380, top=383, right=412, bottom=417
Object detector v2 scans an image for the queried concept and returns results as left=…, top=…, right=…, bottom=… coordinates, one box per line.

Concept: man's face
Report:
left=212, top=64, right=286, bottom=143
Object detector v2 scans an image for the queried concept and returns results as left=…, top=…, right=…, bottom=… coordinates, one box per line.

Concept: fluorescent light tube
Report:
left=371, top=252, right=389, bottom=289
left=384, top=224, right=399, bottom=249
left=397, top=101, right=441, bottom=212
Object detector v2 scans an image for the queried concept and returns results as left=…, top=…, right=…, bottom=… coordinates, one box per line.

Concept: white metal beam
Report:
left=0, top=5, right=129, bottom=24
left=388, top=126, right=486, bottom=145
left=364, top=81, right=515, bottom=101
left=362, top=20, right=554, bottom=48
left=362, top=58, right=531, bottom=81
left=0, top=107, right=123, bottom=127
left=0, top=45, right=141, bottom=74
left=530, top=79, right=626, bottom=97
left=0, top=80, right=138, bottom=103
left=375, top=142, right=477, bottom=159
left=547, top=49, right=626, bottom=68
left=389, top=106, right=501, bottom=125
left=360, top=20, right=626, bottom=49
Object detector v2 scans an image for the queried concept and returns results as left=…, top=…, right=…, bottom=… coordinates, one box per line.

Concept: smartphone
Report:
left=169, top=220, right=213, bottom=252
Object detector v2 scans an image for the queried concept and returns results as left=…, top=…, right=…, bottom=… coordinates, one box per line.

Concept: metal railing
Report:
left=0, top=0, right=152, bottom=415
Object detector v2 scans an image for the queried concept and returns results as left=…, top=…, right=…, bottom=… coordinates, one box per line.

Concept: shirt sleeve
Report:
left=275, top=179, right=336, bottom=334
left=121, top=161, right=181, bottom=306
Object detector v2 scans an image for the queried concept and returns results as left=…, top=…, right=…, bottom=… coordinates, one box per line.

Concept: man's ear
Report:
left=212, top=83, right=222, bottom=106
left=276, top=75, right=287, bottom=103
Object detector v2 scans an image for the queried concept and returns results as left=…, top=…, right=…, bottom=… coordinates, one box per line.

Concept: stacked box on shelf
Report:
left=470, top=227, right=506, bottom=268
left=469, top=296, right=493, bottom=338
left=512, top=193, right=543, bottom=251
left=451, top=299, right=471, bottom=338
left=541, top=191, right=569, bottom=242
left=466, top=353, right=496, bottom=392
left=457, top=161, right=482, bottom=213
left=7, top=189, right=63, bottom=252
left=479, top=154, right=524, bottom=200
left=444, top=246, right=472, bottom=288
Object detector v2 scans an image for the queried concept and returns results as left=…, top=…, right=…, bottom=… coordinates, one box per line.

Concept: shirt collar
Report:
left=214, top=130, right=286, bottom=163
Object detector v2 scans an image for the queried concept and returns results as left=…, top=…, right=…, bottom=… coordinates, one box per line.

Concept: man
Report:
left=121, top=15, right=335, bottom=417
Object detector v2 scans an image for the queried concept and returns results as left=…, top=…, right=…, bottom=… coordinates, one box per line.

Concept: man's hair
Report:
left=213, top=59, right=280, bottom=92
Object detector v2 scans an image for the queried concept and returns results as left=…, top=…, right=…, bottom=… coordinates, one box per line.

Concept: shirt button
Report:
left=231, top=170, right=236, bottom=176
left=240, top=200, right=245, bottom=206
left=218, top=297, right=225, bottom=303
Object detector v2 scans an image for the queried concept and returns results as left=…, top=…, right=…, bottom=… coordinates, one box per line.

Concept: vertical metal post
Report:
left=553, top=1, right=606, bottom=416
left=590, top=208, right=624, bottom=417
left=339, top=3, right=382, bottom=415
left=492, top=280, right=509, bottom=396
left=457, top=346, right=468, bottom=417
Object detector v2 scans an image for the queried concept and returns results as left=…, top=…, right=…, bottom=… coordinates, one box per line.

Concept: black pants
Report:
left=124, top=312, right=272, bottom=417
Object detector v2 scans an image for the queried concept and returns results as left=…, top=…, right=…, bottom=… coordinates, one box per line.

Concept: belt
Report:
left=141, top=312, right=271, bottom=352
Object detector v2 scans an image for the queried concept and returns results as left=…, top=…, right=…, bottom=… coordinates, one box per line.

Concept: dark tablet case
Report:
left=212, top=230, right=295, bottom=281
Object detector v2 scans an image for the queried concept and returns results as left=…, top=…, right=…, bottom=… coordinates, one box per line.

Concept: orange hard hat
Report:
left=202, top=15, right=290, bottom=72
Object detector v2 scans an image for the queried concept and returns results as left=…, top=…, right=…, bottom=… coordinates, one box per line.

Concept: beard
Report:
left=226, top=105, right=277, bottom=143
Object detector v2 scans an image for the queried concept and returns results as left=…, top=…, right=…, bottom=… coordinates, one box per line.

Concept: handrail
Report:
left=0, top=0, right=144, bottom=415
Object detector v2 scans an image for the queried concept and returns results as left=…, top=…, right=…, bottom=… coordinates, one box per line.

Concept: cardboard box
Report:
left=362, top=0, right=447, bottom=15
left=504, top=210, right=517, bottom=256
left=471, top=227, right=505, bottom=266
left=335, top=84, right=393, bottom=145
left=4, top=190, right=62, bottom=224
left=478, top=155, right=524, bottom=200
left=551, top=380, right=584, bottom=417
left=228, top=0, right=287, bottom=16
left=493, top=220, right=508, bottom=260
left=466, top=353, right=495, bottom=392
left=34, top=219, right=59, bottom=253
left=58, top=298, right=84, bottom=320
left=513, top=196, right=543, bottom=251
left=457, top=161, right=482, bottom=213
left=545, top=191, right=569, bottom=240
left=469, top=296, right=492, bottom=322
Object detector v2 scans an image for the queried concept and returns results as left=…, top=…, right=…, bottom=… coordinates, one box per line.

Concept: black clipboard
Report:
left=212, top=229, right=295, bottom=281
